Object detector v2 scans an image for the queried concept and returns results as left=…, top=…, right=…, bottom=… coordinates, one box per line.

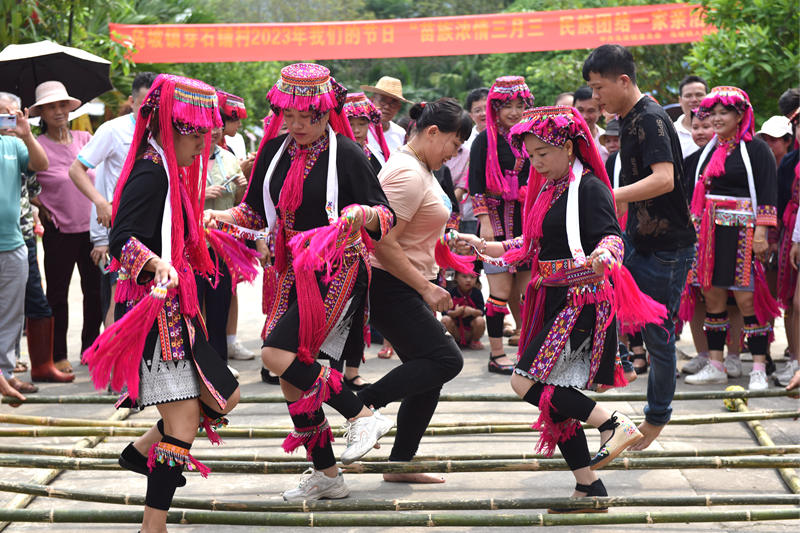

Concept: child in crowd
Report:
left=442, top=271, right=485, bottom=350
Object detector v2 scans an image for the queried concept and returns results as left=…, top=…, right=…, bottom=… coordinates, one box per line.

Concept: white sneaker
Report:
left=724, top=357, right=743, bottom=378
left=227, top=364, right=240, bottom=379
left=228, top=341, right=256, bottom=360
left=748, top=369, right=768, bottom=391
left=685, top=363, right=727, bottom=385
left=281, top=468, right=350, bottom=501
left=340, top=410, right=394, bottom=465
left=682, top=355, right=709, bottom=374
left=775, top=360, right=799, bottom=386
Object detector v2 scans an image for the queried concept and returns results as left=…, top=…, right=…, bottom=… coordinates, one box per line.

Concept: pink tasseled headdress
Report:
left=508, top=106, right=612, bottom=265
left=344, top=91, right=390, bottom=159
left=485, top=76, right=534, bottom=199
left=111, top=74, right=223, bottom=316
left=259, top=63, right=354, bottom=143
left=217, top=90, right=247, bottom=120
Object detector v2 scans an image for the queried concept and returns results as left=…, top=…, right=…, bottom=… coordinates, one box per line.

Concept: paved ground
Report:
left=1, top=260, right=798, bottom=532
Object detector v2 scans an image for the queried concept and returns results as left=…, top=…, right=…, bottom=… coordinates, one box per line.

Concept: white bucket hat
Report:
left=29, top=81, right=81, bottom=117
left=756, top=115, right=792, bottom=139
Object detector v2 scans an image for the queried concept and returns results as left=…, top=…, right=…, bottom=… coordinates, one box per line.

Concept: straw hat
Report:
left=360, top=76, right=412, bottom=104
left=29, top=81, right=81, bottom=117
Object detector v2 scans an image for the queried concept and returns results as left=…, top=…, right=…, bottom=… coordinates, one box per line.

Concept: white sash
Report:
left=148, top=137, right=172, bottom=264
left=261, top=125, right=339, bottom=231
left=694, top=136, right=757, bottom=218
left=566, top=159, right=586, bottom=265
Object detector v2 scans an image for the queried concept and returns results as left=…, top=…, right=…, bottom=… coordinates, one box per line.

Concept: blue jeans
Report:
left=623, top=235, right=694, bottom=426
left=24, top=238, right=51, bottom=319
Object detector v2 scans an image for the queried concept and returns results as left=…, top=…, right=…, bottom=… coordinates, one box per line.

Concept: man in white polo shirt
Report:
left=361, top=76, right=412, bottom=164
left=673, top=75, right=708, bottom=159
left=68, top=72, right=157, bottom=326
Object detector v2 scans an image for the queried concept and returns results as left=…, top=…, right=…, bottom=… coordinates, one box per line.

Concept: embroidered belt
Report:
left=284, top=226, right=363, bottom=250
left=537, top=258, right=603, bottom=287
left=706, top=195, right=755, bottom=228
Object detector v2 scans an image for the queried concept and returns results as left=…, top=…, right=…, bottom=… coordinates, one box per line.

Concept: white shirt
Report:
left=76, top=113, right=136, bottom=247
left=793, top=206, right=800, bottom=243
left=225, top=132, right=247, bottom=160
left=592, top=125, right=609, bottom=163
left=367, top=121, right=406, bottom=165
left=674, top=114, right=700, bottom=158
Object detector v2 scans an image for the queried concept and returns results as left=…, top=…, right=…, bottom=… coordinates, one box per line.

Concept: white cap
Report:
left=757, top=115, right=792, bottom=138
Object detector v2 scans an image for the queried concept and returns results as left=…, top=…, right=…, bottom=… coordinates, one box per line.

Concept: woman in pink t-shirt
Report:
left=31, top=81, right=102, bottom=374
left=357, top=98, right=472, bottom=483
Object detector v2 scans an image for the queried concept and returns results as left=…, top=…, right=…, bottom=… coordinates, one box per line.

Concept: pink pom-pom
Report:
left=607, top=264, right=668, bottom=334
left=206, top=228, right=261, bottom=289
left=753, top=261, right=781, bottom=324
left=434, top=240, right=476, bottom=274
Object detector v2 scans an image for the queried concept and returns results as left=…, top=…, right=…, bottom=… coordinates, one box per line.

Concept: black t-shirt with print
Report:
left=618, top=96, right=696, bottom=252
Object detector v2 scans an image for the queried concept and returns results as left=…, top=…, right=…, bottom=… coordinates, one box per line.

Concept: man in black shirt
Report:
left=583, top=44, right=696, bottom=450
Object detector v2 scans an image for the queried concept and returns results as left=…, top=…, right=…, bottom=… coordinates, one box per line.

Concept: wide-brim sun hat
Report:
left=28, top=80, right=81, bottom=117
left=360, top=76, right=412, bottom=104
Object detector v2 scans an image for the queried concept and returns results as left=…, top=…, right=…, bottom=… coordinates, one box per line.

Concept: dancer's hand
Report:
left=479, top=224, right=494, bottom=243
left=423, top=283, right=452, bottom=313
left=790, top=242, right=800, bottom=271
left=152, top=259, right=179, bottom=289
left=587, top=248, right=613, bottom=275
left=203, top=209, right=219, bottom=229
left=456, top=232, right=481, bottom=250
left=341, top=205, right=366, bottom=232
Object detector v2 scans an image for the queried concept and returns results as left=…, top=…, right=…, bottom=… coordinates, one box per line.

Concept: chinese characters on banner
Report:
left=109, top=3, right=713, bottom=64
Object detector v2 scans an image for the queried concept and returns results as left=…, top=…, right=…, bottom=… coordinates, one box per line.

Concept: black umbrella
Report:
left=0, top=40, right=113, bottom=109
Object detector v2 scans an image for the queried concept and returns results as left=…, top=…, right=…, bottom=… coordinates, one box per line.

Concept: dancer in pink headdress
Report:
left=459, top=106, right=670, bottom=511
left=681, top=86, right=778, bottom=391
left=468, top=75, right=534, bottom=373
left=344, top=92, right=388, bottom=175
left=205, top=63, right=396, bottom=501
left=82, top=74, right=245, bottom=532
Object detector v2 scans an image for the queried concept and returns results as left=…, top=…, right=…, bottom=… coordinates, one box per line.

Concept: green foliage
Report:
left=686, top=0, right=800, bottom=123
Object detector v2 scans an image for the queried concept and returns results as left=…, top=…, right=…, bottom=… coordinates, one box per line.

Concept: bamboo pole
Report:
left=1, top=443, right=796, bottom=463
left=0, top=409, right=796, bottom=438
left=733, top=397, right=800, bottom=494
left=0, top=407, right=130, bottom=533
left=0, top=479, right=798, bottom=512
left=4, top=387, right=797, bottom=404
left=0, top=507, right=796, bottom=526
left=2, top=409, right=799, bottom=431
left=0, top=454, right=796, bottom=474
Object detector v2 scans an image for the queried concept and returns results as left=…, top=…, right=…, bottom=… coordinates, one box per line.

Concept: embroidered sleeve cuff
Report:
left=502, top=236, right=524, bottom=251
left=446, top=212, right=460, bottom=231
left=120, top=237, right=157, bottom=285
left=471, top=194, right=488, bottom=216
left=366, top=204, right=395, bottom=241
left=228, top=202, right=266, bottom=230
left=595, top=234, right=624, bottom=263
left=756, top=205, right=777, bottom=227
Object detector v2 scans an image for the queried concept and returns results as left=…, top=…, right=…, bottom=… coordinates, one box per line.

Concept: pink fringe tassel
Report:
left=435, top=240, right=476, bottom=274
left=189, top=455, right=212, bottom=478
left=282, top=424, right=335, bottom=461
left=485, top=301, right=510, bottom=317
left=753, top=261, right=782, bottom=324
left=288, top=367, right=343, bottom=416
left=677, top=283, right=697, bottom=323
left=146, top=442, right=158, bottom=472
left=531, top=385, right=579, bottom=457
left=113, top=279, right=149, bottom=304
left=206, top=228, right=261, bottom=289
left=613, top=364, right=628, bottom=388
left=82, top=287, right=168, bottom=400
left=200, top=415, right=225, bottom=446
left=607, top=264, right=668, bottom=335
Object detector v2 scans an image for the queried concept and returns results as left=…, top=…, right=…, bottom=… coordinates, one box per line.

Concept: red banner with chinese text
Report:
left=110, top=3, right=713, bottom=64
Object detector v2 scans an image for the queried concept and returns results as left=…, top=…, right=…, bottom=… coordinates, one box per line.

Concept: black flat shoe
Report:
left=547, top=479, right=609, bottom=514
left=261, top=367, right=280, bottom=384
left=343, top=375, right=370, bottom=391
left=632, top=352, right=649, bottom=375
left=119, top=443, right=186, bottom=487
left=488, top=354, right=514, bottom=375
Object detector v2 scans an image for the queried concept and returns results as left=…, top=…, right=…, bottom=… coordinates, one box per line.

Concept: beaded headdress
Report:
left=217, top=90, right=248, bottom=120
left=484, top=76, right=534, bottom=198
left=262, top=63, right=353, bottom=142
left=696, top=86, right=754, bottom=143
left=343, top=92, right=389, bottom=158
left=139, top=74, right=221, bottom=135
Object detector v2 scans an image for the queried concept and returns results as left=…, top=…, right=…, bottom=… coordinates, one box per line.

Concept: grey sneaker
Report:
left=281, top=468, right=350, bottom=501
left=685, top=363, right=727, bottom=385
left=682, top=355, right=709, bottom=374
left=775, top=359, right=799, bottom=386
left=340, top=410, right=394, bottom=465
left=724, top=356, right=743, bottom=378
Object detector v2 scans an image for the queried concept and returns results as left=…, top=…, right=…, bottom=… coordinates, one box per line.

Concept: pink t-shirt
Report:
left=371, top=151, right=451, bottom=280
left=37, top=131, right=94, bottom=233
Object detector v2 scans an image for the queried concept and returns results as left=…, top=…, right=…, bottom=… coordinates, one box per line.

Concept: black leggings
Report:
left=523, top=382, right=596, bottom=471
left=196, top=253, right=232, bottom=361
left=357, top=269, right=464, bottom=461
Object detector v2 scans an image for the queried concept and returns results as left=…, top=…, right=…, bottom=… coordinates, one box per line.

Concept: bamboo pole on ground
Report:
left=0, top=409, right=796, bottom=438
left=732, top=397, right=800, bottom=494
left=0, top=480, right=798, bottom=512
left=0, top=408, right=130, bottom=533
left=0, top=443, right=796, bottom=463
left=0, top=507, right=796, bottom=526
left=0, top=454, right=797, bottom=474
left=4, top=388, right=797, bottom=405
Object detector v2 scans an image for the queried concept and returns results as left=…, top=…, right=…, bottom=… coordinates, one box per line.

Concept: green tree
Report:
left=686, top=0, right=799, bottom=123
